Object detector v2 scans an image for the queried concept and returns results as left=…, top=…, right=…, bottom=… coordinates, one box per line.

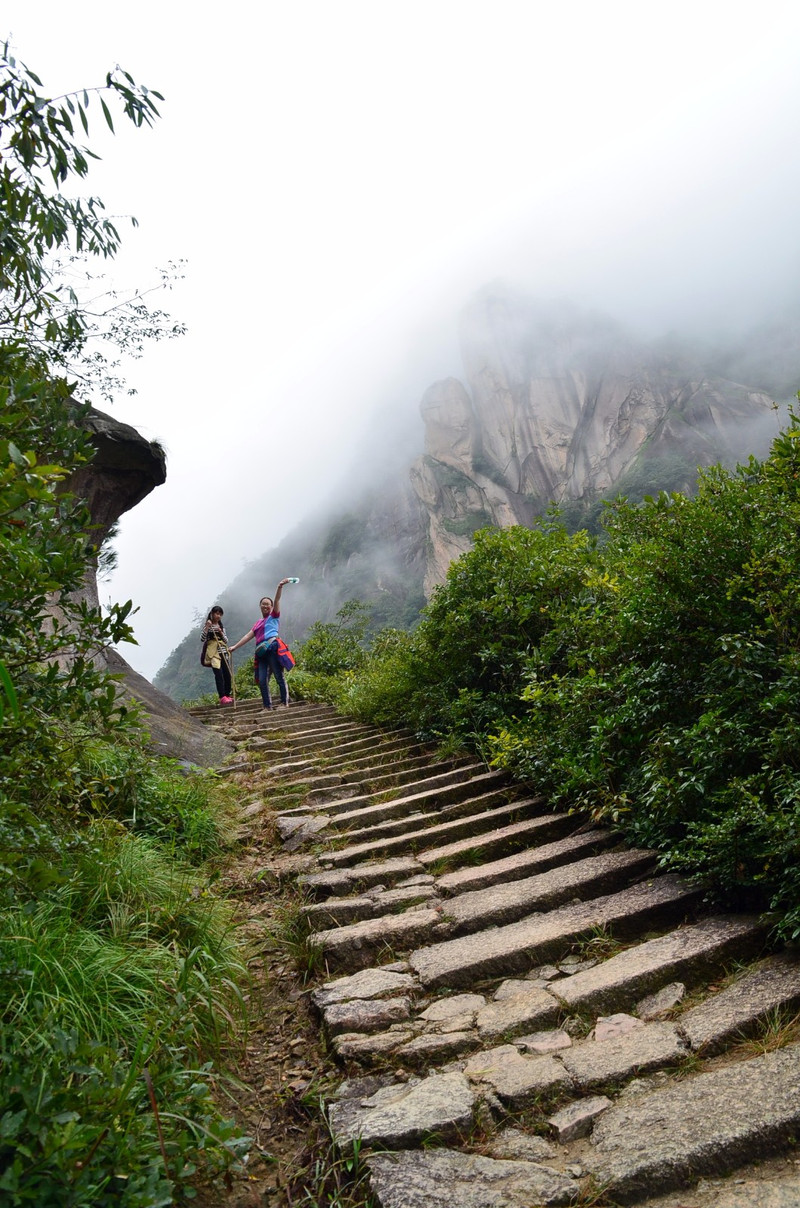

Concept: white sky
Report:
left=6, top=1, right=800, bottom=678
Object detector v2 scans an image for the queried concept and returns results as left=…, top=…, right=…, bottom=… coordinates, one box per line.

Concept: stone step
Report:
left=323, top=795, right=547, bottom=867
left=408, top=874, right=702, bottom=989
left=679, top=951, right=800, bottom=1055
left=252, top=727, right=407, bottom=760
left=417, top=811, right=581, bottom=871
left=315, top=907, right=443, bottom=973
left=435, top=827, right=616, bottom=895
left=322, top=783, right=514, bottom=840
left=584, top=1041, right=800, bottom=1202
left=324, top=738, right=431, bottom=771
left=251, top=724, right=376, bottom=752
left=442, top=848, right=658, bottom=936
left=550, top=913, right=766, bottom=1018
left=348, top=759, right=477, bottom=799
left=285, top=766, right=504, bottom=821
left=366, top=1148, right=578, bottom=1208
left=304, top=850, right=652, bottom=934
left=303, top=881, right=439, bottom=927
left=460, top=1019, right=687, bottom=1109
left=309, top=732, right=416, bottom=761
left=300, top=857, right=424, bottom=899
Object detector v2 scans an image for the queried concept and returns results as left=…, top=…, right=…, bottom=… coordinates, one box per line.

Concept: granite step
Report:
left=283, top=766, right=505, bottom=821
left=550, top=913, right=766, bottom=1018
left=679, top=951, right=800, bottom=1055
left=300, top=857, right=425, bottom=899
left=435, top=827, right=616, bottom=895
left=323, top=738, right=431, bottom=771
left=315, top=907, right=443, bottom=973
left=584, top=1041, right=800, bottom=1202
left=416, top=811, right=582, bottom=871
left=352, top=758, right=465, bottom=795
left=321, top=784, right=515, bottom=840
left=408, top=874, right=702, bottom=989
left=442, top=848, right=658, bottom=936
left=324, top=795, right=547, bottom=867
left=303, top=881, right=440, bottom=927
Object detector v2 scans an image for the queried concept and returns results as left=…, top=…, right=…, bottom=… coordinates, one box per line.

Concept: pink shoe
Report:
left=219, top=696, right=233, bottom=705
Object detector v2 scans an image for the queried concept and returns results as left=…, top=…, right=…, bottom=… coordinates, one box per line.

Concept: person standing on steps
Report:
left=200, top=605, right=233, bottom=706
left=229, top=579, right=291, bottom=710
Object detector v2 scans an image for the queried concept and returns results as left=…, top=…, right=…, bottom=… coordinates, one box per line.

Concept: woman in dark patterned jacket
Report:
left=200, top=605, right=233, bottom=705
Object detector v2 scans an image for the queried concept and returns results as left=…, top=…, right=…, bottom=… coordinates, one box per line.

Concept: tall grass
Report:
left=0, top=826, right=249, bottom=1206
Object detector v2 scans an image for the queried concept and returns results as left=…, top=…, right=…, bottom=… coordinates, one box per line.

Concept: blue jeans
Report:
left=257, top=648, right=288, bottom=707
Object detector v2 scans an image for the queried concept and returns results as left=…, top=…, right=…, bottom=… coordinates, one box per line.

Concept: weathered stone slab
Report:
left=304, top=883, right=439, bottom=927
left=313, top=909, right=442, bottom=973
left=328, top=810, right=438, bottom=844
left=443, top=849, right=657, bottom=935
left=418, top=994, right=487, bottom=1022
left=312, top=967, right=417, bottom=1009
left=409, top=875, right=700, bottom=990
left=494, top=979, right=535, bottom=1001
left=586, top=1043, right=800, bottom=1202
left=419, top=810, right=574, bottom=868
left=319, top=768, right=504, bottom=824
left=331, top=784, right=513, bottom=840
left=435, top=828, right=614, bottom=895
left=680, top=953, right=800, bottom=1055
left=550, top=914, right=764, bottom=1017
left=463, top=1045, right=570, bottom=1107
left=476, top=986, right=560, bottom=1040
left=393, top=1031, right=478, bottom=1065
left=548, top=1095, right=611, bottom=1142
left=515, top=1029, right=572, bottom=1055
left=488, top=1127, right=558, bottom=1162
left=594, top=1013, right=644, bottom=1041
left=372, top=884, right=439, bottom=910
left=325, top=795, right=542, bottom=868
left=334, top=1030, right=414, bottom=1061
left=303, top=895, right=377, bottom=926
left=328, top=1071, right=476, bottom=1149
left=367, top=1148, right=578, bottom=1208
left=711, top=1175, right=800, bottom=1207
left=300, top=857, right=422, bottom=899
left=560, top=1021, right=686, bottom=1089
left=636, top=981, right=686, bottom=1019
left=323, top=996, right=413, bottom=1037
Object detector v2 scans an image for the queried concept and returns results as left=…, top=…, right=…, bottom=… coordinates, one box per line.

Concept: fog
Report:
left=6, top=0, right=800, bottom=677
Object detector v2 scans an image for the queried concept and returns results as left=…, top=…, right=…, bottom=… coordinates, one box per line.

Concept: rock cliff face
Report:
left=69, top=406, right=231, bottom=765
left=411, top=293, right=777, bottom=594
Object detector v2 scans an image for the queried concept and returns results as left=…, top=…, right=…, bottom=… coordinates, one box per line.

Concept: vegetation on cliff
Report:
left=0, top=46, right=247, bottom=1204
left=308, top=415, right=800, bottom=943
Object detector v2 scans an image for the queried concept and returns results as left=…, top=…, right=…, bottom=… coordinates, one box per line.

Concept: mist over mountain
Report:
left=155, top=286, right=792, bottom=701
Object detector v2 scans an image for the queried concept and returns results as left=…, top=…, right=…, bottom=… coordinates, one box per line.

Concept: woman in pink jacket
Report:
left=229, top=579, right=291, bottom=710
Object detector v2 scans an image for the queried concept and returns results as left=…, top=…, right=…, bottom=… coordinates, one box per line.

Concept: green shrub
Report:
left=330, top=414, right=800, bottom=940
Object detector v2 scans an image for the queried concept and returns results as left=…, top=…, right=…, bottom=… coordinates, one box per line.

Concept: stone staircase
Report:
left=192, top=698, right=800, bottom=1208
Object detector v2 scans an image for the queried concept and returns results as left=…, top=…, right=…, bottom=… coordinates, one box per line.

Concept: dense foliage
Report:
left=1, top=46, right=247, bottom=1205
left=318, top=422, right=800, bottom=941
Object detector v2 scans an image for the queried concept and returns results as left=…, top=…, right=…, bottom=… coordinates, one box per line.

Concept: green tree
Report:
left=0, top=48, right=247, bottom=1205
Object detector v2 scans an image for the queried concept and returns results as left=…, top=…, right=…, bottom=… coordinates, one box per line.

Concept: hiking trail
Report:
left=192, top=698, right=800, bottom=1208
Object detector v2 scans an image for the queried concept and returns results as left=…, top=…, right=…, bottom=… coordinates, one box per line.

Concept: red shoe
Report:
left=219, top=696, right=233, bottom=705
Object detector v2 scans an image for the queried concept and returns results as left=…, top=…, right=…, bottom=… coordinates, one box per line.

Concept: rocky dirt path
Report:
left=192, top=699, right=800, bottom=1208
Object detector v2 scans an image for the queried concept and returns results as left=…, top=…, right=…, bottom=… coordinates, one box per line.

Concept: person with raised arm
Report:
left=229, top=579, right=291, bottom=710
